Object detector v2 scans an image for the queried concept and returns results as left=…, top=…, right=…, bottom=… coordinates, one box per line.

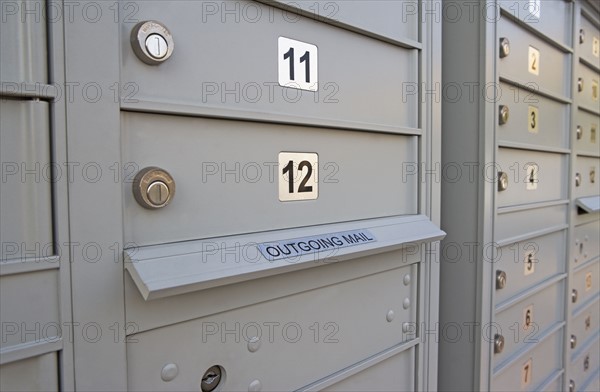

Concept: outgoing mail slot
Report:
left=573, top=220, right=600, bottom=264
left=572, top=261, right=600, bottom=309
left=571, top=298, right=600, bottom=350
left=0, top=0, right=48, bottom=83
left=126, top=264, right=418, bottom=391
left=269, top=0, right=419, bottom=44
left=492, top=328, right=563, bottom=391
left=0, top=100, right=53, bottom=260
left=494, top=281, right=564, bottom=366
left=496, top=148, right=567, bottom=208
left=570, top=338, right=600, bottom=389
left=122, top=112, right=418, bottom=246
left=579, top=12, right=600, bottom=69
left=577, top=63, right=600, bottom=114
left=120, top=0, right=418, bottom=132
left=495, top=230, right=566, bottom=305
left=498, top=1, right=572, bottom=47
left=497, top=17, right=570, bottom=97
left=574, top=110, right=599, bottom=156
left=496, top=82, right=569, bottom=149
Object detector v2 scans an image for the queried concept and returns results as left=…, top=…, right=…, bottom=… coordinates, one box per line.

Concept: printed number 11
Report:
left=283, top=47, right=311, bottom=83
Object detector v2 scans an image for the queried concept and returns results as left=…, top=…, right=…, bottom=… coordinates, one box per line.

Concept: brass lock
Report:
left=498, top=172, right=509, bottom=192
left=499, top=105, right=510, bottom=125
left=496, top=270, right=507, bottom=290
left=132, top=167, right=176, bottom=209
left=499, top=37, right=510, bottom=58
left=494, top=334, right=505, bottom=354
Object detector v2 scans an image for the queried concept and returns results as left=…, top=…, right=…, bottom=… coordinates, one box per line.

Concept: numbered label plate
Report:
left=526, top=163, right=538, bottom=191
left=278, top=37, right=318, bottom=91
left=521, top=358, right=533, bottom=388
left=528, top=46, right=540, bottom=76
left=593, top=37, right=599, bottom=58
left=279, top=152, right=319, bottom=201
left=528, top=106, right=539, bottom=134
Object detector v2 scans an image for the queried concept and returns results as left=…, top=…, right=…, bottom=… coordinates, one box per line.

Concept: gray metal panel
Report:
left=570, top=337, right=600, bottom=387
left=496, top=202, right=568, bottom=243
left=63, top=1, right=127, bottom=388
left=574, top=156, right=600, bottom=198
left=122, top=112, right=418, bottom=246
left=571, top=298, right=600, bottom=351
left=576, top=63, right=600, bottom=113
left=0, top=0, right=48, bottom=83
left=574, top=110, right=600, bottom=157
left=494, top=230, right=567, bottom=305
left=0, top=100, right=53, bottom=261
left=498, top=0, right=573, bottom=46
left=126, top=265, right=418, bottom=391
left=266, top=0, right=419, bottom=44
left=322, top=347, right=415, bottom=392
left=491, top=329, right=564, bottom=391
left=0, top=270, right=60, bottom=350
left=496, top=148, right=568, bottom=208
left=125, top=244, right=424, bottom=333
left=120, top=0, right=419, bottom=131
left=497, top=16, right=571, bottom=97
left=497, top=82, right=570, bottom=150
left=579, top=12, right=600, bottom=70
left=0, top=353, right=58, bottom=392
left=572, top=260, right=600, bottom=311
left=494, top=281, right=565, bottom=367
left=573, top=220, right=600, bottom=264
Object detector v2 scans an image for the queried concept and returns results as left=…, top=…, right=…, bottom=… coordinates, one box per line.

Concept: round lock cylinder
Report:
left=496, top=270, right=507, bottom=290
left=131, top=21, right=174, bottom=65
left=570, top=334, right=577, bottom=349
left=494, top=334, right=505, bottom=354
left=499, top=105, right=509, bottom=125
left=575, top=173, right=581, bottom=187
left=572, top=289, right=578, bottom=303
left=580, top=29, right=585, bottom=44
left=201, top=366, right=223, bottom=392
left=578, top=78, right=584, bottom=92
left=499, top=37, right=510, bottom=58
left=577, top=125, right=583, bottom=140
left=133, top=167, right=176, bottom=209
left=569, top=380, right=575, bottom=392
left=498, top=172, right=509, bottom=192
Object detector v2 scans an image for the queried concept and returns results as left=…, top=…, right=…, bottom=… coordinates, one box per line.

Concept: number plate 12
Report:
left=278, top=37, right=318, bottom=91
left=279, top=152, right=318, bottom=202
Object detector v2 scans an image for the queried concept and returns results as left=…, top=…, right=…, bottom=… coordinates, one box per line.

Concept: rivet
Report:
left=403, top=298, right=410, bottom=309
left=161, top=363, right=178, bottom=382
left=386, top=310, right=395, bottom=322
left=403, top=274, right=411, bottom=286
left=248, top=379, right=262, bottom=392
left=402, top=322, right=411, bottom=333
left=247, top=336, right=261, bottom=353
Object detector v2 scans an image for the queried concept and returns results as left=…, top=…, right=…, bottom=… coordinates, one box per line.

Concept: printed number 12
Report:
left=282, top=160, right=313, bottom=194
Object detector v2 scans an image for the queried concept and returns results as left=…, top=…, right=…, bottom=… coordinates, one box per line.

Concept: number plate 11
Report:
left=278, top=37, right=318, bottom=91
left=279, top=152, right=319, bottom=201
